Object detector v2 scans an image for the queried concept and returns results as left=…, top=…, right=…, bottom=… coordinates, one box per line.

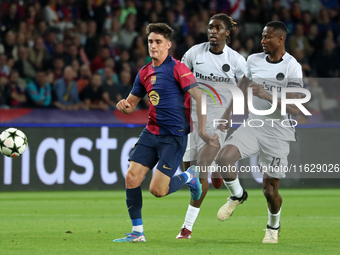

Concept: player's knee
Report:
left=216, top=153, right=237, bottom=172
left=216, top=152, right=231, bottom=166
left=125, top=171, right=141, bottom=188
left=263, top=187, right=275, bottom=201
left=149, top=186, right=167, bottom=198
left=215, top=154, right=224, bottom=166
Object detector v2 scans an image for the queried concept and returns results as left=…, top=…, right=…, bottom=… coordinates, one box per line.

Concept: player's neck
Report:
left=268, top=49, right=286, bottom=62
left=152, top=54, right=168, bottom=67
left=210, top=45, right=224, bottom=54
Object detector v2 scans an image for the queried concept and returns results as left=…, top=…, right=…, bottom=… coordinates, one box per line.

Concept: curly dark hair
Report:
left=210, top=13, right=237, bottom=44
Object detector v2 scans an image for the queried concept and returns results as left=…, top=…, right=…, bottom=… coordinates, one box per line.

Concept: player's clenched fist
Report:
left=116, top=99, right=131, bottom=112
left=249, top=83, right=270, bottom=100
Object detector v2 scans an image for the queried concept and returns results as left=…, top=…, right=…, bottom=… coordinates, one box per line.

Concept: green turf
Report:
left=0, top=189, right=339, bottom=255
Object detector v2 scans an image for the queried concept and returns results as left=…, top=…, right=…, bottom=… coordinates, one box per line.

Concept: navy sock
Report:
left=167, top=173, right=188, bottom=195
left=126, top=187, right=143, bottom=230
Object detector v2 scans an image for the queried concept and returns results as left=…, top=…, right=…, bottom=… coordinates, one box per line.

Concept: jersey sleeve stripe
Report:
left=181, top=72, right=193, bottom=77
left=287, top=82, right=302, bottom=88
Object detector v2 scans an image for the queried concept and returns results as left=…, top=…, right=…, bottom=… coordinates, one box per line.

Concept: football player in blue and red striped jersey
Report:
left=114, top=23, right=217, bottom=242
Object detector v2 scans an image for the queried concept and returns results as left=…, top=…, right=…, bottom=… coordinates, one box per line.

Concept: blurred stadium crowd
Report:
left=0, top=0, right=339, bottom=116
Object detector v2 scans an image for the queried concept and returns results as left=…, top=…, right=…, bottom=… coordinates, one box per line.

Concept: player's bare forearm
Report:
left=276, top=93, right=302, bottom=116
left=239, top=76, right=251, bottom=109
left=187, top=86, right=218, bottom=147
left=238, top=76, right=251, bottom=97
left=187, top=87, right=206, bottom=134
left=264, top=92, right=301, bottom=116
left=224, top=99, right=233, bottom=116
left=116, top=94, right=141, bottom=114
left=250, top=83, right=301, bottom=116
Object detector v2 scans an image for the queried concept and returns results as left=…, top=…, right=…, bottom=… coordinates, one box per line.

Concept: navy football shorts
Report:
left=129, top=128, right=187, bottom=177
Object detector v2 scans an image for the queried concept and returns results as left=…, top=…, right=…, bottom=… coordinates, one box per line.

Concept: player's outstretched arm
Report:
left=250, top=84, right=302, bottom=116
left=277, top=92, right=302, bottom=116
left=188, top=86, right=218, bottom=147
left=116, top=94, right=142, bottom=114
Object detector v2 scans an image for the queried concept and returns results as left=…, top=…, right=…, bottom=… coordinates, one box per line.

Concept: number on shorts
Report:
left=270, top=157, right=281, bottom=167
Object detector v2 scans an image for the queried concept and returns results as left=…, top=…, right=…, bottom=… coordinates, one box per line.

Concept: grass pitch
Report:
left=0, top=189, right=339, bottom=255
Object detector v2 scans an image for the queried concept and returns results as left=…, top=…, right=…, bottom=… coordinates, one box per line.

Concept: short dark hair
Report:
left=146, top=23, right=173, bottom=40
left=265, top=21, right=288, bottom=38
left=210, top=13, right=237, bottom=44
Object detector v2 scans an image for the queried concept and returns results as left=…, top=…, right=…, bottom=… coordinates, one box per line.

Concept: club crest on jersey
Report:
left=149, top=90, right=160, bottom=106
left=150, top=76, right=157, bottom=84
left=276, top=73, right=285, bottom=81
left=222, top=64, right=230, bottom=72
